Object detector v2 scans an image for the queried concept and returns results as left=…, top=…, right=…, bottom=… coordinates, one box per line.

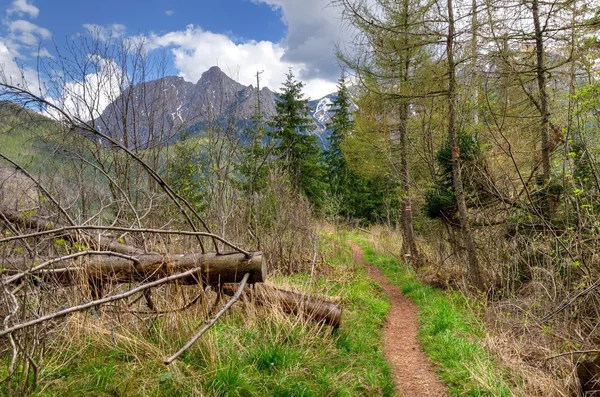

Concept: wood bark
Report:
left=222, top=283, right=342, bottom=328
left=447, top=0, right=484, bottom=290
left=532, top=0, right=554, bottom=216
left=398, top=0, right=420, bottom=266
left=1, top=251, right=266, bottom=286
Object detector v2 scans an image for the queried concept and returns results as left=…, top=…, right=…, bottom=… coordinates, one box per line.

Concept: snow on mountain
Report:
left=308, top=93, right=358, bottom=148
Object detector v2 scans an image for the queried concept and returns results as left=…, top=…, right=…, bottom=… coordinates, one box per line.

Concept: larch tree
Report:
left=336, top=0, right=442, bottom=264
left=446, top=0, right=484, bottom=290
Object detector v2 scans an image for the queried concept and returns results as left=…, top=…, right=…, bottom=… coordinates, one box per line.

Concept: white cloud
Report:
left=0, top=39, right=41, bottom=94
left=253, top=0, right=351, bottom=82
left=165, top=10, right=175, bottom=16
left=8, top=19, right=51, bottom=46
left=148, top=25, right=335, bottom=99
left=303, top=78, right=337, bottom=100
left=46, top=56, right=124, bottom=121
left=7, top=0, right=39, bottom=19
left=36, top=47, right=52, bottom=58
left=83, top=23, right=126, bottom=41
left=0, top=2, right=49, bottom=96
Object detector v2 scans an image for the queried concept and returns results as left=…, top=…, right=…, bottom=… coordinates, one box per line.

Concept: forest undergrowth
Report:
left=2, top=233, right=397, bottom=397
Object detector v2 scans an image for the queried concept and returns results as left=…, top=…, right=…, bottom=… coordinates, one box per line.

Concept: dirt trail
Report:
left=350, top=241, right=447, bottom=397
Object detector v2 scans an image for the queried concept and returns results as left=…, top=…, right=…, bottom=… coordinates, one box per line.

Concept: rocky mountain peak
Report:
left=94, top=66, right=353, bottom=149
left=197, top=66, right=237, bottom=87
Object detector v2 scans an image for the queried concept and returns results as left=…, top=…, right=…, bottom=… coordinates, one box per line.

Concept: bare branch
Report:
left=163, top=272, right=250, bottom=365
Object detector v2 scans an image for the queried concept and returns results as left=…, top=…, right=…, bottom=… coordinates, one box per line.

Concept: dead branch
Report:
left=0, top=154, right=75, bottom=227
left=0, top=208, right=250, bottom=256
left=546, top=350, right=600, bottom=360
left=222, top=283, right=342, bottom=328
left=542, top=278, right=600, bottom=322
left=0, top=208, right=145, bottom=256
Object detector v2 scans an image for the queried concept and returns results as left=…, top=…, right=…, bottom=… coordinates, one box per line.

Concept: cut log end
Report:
left=255, top=252, right=267, bottom=284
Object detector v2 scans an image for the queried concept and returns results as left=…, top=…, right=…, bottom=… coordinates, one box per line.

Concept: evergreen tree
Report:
left=270, top=69, right=326, bottom=208
left=325, top=72, right=354, bottom=216
left=239, top=72, right=268, bottom=196
left=166, top=131, right=206, bottom=214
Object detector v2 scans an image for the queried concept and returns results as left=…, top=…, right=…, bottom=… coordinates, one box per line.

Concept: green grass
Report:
left=25, top=233, right=396, bottom=397
left=350, top=235, right=519, bottom=397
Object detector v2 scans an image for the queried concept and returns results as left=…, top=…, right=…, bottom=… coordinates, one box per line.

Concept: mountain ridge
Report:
left=93, top=66, right=355, bottom=148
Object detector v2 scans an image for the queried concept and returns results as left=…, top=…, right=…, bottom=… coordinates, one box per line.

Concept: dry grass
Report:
left=483, top=331, right=573, bottom=396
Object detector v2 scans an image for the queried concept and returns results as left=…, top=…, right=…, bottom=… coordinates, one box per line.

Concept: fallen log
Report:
left=1, top=251, right=266, bottom=287
left=222, top=283, right=342, bottom=328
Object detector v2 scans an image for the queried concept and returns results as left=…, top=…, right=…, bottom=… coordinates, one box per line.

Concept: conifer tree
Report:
left=270, top=69, right=326, bottom=208
left=325, top=71, right=354, bottom=216
left=239, top=71, right=268, bottom=196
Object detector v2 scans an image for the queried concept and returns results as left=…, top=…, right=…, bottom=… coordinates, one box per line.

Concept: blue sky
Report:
left=0, top=0, right=352, bottom=105
left=36, top=0, right=287, bottom=44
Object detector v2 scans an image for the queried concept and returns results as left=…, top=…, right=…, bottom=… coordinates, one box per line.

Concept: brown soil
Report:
left=350, top=241, right=448, bottom=397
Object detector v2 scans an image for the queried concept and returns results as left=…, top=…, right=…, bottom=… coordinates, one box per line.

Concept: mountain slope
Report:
left=94, top=66, right=354, bottom=148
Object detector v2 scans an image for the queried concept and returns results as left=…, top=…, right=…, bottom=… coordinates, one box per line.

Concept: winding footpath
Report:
left=350, top=242, right=448, bottom=397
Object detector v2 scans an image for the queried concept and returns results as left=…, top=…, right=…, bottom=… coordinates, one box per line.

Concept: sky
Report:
left=0, top=0, right=354, bottom=111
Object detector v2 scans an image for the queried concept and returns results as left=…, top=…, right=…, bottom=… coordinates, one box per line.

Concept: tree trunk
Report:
left=532, top=0, right=554, bottom=216
left=1, top=251, right=266, bottom=286
left=397, top=0, right=420, bottom=266
left=447, top=0, right=484, bottom=290
left=399, top=102, right=419, bottom=266
left=223, top=283, right=342, bottom=328
left=471, top=0, right=479, bottom=124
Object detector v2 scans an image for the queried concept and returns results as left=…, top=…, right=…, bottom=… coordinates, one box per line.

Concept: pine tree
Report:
left=325, top=72, right=354, bottom=216
left=270, top=69, right=326, bottom=208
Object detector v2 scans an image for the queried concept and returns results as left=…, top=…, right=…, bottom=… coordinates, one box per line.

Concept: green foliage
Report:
left=166, top=131, right=206, bottom=214
left=424, top=129, right=482, bottom=220
left=324, top=73, right=402, bottom=224
left=423, top=187, right=456, bottom=220
left=435, top=129, right=481, bottom=188
left=238, top=89, right=270, bottom=197
left=238, top=122, right=269, bottom=196
left=572, top=139, right=594, bottom=189
left=325, top=72, right=354, bottom=201
left=269, top=69, right=327, bottom=209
